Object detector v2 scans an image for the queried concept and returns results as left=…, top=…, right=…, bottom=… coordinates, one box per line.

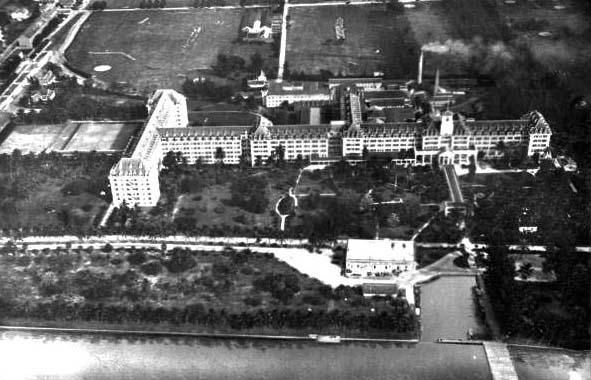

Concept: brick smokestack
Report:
left=418, top=50, right=424, bottom=84
left=434, top=68, right=440, bottom=95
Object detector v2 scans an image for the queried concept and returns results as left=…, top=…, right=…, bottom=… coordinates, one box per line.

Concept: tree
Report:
left=215, top=147, right=225, bottom=164
left=274, top=144, right=285, bottom=166
left=254, top=155, right=263, bottom=167
left=162, top=248, right=196, bottom=273
left=362, top=146, right=369, bottom=160
left=230, top=175, right=269, bottom=213
left=249, top=52, right=263, bottom=73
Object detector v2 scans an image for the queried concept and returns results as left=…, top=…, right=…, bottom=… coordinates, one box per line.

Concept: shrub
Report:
left=127, top=250, right=147, bottom=265
left=192, top=195, right=203, bottom=201
left=102, top=243, right=113, bottom=253
left=16, top=256, right=31, bottom=267
left=213, top=206, right=225, bottom=214
left=240, top=265, right=254, bottom=275
left=141, top=260, right=163, bottom=276
left=61, top=179, right=87, bottom=196
left=302, top=294, right=324, bottom=306
left=453, top=253, right=470, bottom=268
left=253, top=272, right=300, bottom=303
left=244, top=296, right=262, bottom=307
left=81, top=204, right=94, bottom=212
left=162, top=248, right=196, bottom=273
left=110, top=257, right=123, bottom=266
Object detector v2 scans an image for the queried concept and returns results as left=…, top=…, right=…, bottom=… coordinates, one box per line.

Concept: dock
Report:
left=483, top=342, right=519, bottom=380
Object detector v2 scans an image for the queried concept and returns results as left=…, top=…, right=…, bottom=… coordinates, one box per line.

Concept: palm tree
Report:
left=215, top=147, right=225, bottom=165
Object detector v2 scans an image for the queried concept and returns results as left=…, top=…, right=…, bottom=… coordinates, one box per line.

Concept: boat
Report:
left=316, top=335, right=341, bottom=344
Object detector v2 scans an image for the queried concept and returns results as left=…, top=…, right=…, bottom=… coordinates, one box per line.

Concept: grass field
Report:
left=0, top=122, right=140, bottom=154
left=285, top=5, right=419, bottom=77
left=495, top=0, right=591, bottom=71
left=66, top=9, right=275, bottom=91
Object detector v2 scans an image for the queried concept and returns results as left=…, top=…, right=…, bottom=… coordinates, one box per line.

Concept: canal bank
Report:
left=0, top=325, right=418, bottom=344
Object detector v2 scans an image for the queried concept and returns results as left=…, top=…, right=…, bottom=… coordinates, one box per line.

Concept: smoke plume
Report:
left=421, top=38, right=516, bottom=77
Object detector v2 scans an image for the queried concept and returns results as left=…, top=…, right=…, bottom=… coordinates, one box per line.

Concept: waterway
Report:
left=0, top=331, right=491, bottom=380
left=419, top=275, right=487, bottom=341
left=0, top=276, right=587, bottom=379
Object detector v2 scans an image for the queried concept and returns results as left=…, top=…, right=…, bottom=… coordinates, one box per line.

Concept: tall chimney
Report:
left=434, top=68, right=440, bottom=95
left=418, top=50, right=424, bottom=84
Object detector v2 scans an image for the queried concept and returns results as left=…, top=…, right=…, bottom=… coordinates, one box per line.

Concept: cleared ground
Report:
left=285, top=5, right=419, bottom=77
left=0, top=122, right=140, bottom=154
left=66, top=9, right=274, bottom=91
left=62, top=122, right=141, bottom=152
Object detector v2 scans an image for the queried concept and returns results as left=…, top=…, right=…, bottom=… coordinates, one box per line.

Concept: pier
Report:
left=483, top=341, right=519, bottom=380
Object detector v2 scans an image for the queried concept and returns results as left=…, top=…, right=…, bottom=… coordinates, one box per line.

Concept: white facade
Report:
left=264, top=81, right=331, bottom=107
left=147, top=89, right=188, bottom=129
left=342, top=123, right=420, bottom=157
left=250, top=124, right=331, bottom=164
left=160, top=127, right=249, bottom=165
left=108, top=89, right=185, bottom=207
left=345, top=239, right=416, bottom=278
left=109, top=158, right=160, bottom=207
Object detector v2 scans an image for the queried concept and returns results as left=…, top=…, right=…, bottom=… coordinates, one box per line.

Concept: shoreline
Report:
left=0, top=324, right=419, bottom=344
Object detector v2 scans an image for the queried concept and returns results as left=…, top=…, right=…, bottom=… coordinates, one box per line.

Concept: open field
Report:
left=495, top=0, right=591, bottom=71
left=285, top=5, right=419, bottom=77
left=0, top=121, right=140, bottom=154
left=66, top=9, right=275, bottom=91
left=62, top=121, right=141, bottom=152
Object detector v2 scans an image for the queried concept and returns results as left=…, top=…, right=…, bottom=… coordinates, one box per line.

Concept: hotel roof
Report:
left=267, top=81, right=330, bottom=96
left=345, top=122, right=423, bottom=138
left=110, top=158, right=152, bottom=176
left=159, top=125, right=251, bottom=137
left=347, top=239, right=414, bottom=262
left=253, top=124, right=332, bottom=139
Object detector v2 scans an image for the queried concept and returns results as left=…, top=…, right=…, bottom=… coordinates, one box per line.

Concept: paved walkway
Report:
left=483, top=342, right=519, bottom=380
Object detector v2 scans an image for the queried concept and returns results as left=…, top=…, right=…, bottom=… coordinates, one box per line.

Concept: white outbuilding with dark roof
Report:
left=345, top=239, right=416, bottom=278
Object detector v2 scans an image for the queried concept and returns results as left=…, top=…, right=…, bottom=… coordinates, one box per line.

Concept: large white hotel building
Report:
left=109, top=85, right=552, bottom=207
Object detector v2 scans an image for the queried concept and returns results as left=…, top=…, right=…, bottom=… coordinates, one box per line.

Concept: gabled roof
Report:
left=158, top=126, right=250, bottom=138
left=252, top=124, right=332, bottom=139
left=110, top=158, right=151, bottom=176
left=344, top=122, right=423, bottom=138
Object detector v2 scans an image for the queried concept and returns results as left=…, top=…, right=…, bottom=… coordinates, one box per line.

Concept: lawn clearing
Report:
left=285, top=5, right=419, bottom=77
left=66, top=9, right=275, bottom=91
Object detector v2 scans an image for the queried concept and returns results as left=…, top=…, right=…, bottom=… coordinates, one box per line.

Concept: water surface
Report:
left=0, top=331, right=491, bottom=380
